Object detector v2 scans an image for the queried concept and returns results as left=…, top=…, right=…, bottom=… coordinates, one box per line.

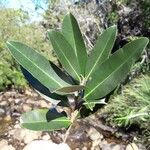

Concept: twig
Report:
left=63, top=110, right=79, bottom=143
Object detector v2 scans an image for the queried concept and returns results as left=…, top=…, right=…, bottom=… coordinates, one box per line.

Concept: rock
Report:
left=26, top=99, right=35, bottom=105
left=91, top=145, right=100, bottom=150
left=0, top=95, right=3, bottom=101
left=0, top=101, right=8, bottom=106
left=14, top=98, right=21, bottom=104
left=0, top=140, right=15, bottom=150
left=82, top=147, right=87, bottom=150
left=25, top=90, right=32, bottom=96
left=126, top=144, right=133, bottom=150
left=22, top=104, right=32, bottom=112
left=92, top=139, right=101, bottom=149
left=0, top=108, right=5, bottom=116
left=101, top=143, right=126, bottom=150
left=12, top=128, right=42, bottom=144
left=24, top=130, right=42, bottom=144
left=8, top=98, right=14, bottom=103
left=23, top=140, right=70, bottom=150
left=14, top=124, right=21, bottom=129
left=88, top=128, right=102, bottom=141
left=1, top=145, right=15, bottom=150
left=12, top=112, right=21, bottom=117
left=38, top=100, right=50, bottom=108
left=101, top=144, right=112, bottom=150
left=4, top=115, right=11, bottom=121
left=126, top=143, right=139, bottom=150
left=112, top=145, right=121, bottom=150
left=42, top=134, right=50, bottom=140
left=0, top=140, right=7, bottom=148
left=130, top=143, right=139, bottom=150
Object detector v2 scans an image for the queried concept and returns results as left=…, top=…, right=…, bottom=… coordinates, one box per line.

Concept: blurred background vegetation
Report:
left=0, top=0, right=149, bottom=143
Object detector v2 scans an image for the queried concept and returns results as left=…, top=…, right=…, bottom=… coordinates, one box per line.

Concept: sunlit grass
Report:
left=102, top=74, right=150, bottom=128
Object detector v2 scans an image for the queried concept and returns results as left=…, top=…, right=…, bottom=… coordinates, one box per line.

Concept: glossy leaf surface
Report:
left=62, top=13, right=87, bottom=75
left=84, top=38, right=149, bottom=104
left=21, top=66, right=67, bottom=101
left=21, top=109, right=71, bottom=131
left=48, top=31, right=81, bottom=80
left=49, top=61, right=75, bottom=85
left=6, top=41, right=70, bottom=91
left=86, top=26, right=117, bottom=79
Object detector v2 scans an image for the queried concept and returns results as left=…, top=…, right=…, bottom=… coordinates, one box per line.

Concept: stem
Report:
left=63, top=110, right=79, bottom=143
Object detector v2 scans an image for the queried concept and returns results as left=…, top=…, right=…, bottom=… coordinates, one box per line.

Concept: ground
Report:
left=0, top=88, right=146, bottom=150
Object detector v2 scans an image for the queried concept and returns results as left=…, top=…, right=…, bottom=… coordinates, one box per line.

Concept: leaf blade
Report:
left=6, top=41, right=70, bottom=91
left=86, top=26, right=117, bottom=78
left=48, top=31, right=81, bottom=80
left=20, top=66, right=67, bottom=101
left=21, top=109, right=71, bottom=131
left=84, top=38, right=149, bottom=103
left=62, top=13, right=87, bottom=75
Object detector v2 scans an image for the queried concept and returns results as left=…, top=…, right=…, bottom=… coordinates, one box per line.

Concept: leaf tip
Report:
left=66, top=12, right=73, bottom=17
left=6, top=40, right=12, bottom=46
left=137, top=37, right=149, bottom=46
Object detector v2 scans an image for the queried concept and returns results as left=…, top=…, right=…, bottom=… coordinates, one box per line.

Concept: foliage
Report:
left=6, top=13, right=149, bottom=132
left=0, top=8, right=56, bottom=91
left=101, top=74, right=150, bottom=129
left=21, top=109, right=71, bottom=131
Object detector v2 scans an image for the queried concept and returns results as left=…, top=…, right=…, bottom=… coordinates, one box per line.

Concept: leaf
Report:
left=62, top=13, right=87, bottom=75
left=84, top=99, right=107, bottom=110
left=49, top=61, right=75, bottom=85
left=35, top=90, right=69, bottom=107
left=48, top=31, right=81, bottom=81
left=55, top=85, right=85, bottom=93
left=84, top=38, right=149, bottom=104
left=6, top=41, right=70, bottom=92
left=86, top=26, right=117, bottom=79
left=21, top=109, right=71, bottom=131
left=20, top=66, right=67, bottom=101
left=22, top=64, right=84, bottom=96
left=46, top=108, right=67, bottom=121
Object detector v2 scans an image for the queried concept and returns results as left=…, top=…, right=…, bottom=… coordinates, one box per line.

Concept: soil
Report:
left=0, top=88, right=147, bottom=150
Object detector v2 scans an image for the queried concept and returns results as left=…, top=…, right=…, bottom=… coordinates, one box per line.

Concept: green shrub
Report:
left=0, top=62, right=26, bottom=91
left=102, top=74, right=150, bottom=129
left=6, top=13, right=149, bottom=141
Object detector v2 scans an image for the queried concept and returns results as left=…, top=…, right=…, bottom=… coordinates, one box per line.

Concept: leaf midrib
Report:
left=84, top=49, right=132, bottom=99
left=69, top=15, right=77, bottom=56
left=7, top=42, right=62, bottom=87
left=86, top=36, right=112, bottom=79
left=52, top=37, right=80, bottom=80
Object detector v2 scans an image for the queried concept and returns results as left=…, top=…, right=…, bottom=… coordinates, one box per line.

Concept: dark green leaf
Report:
left=21, top=109, right=71, bottom=131
left=50, top=61, right=76, bottom=85
left=86, top=26, right=117, bottom=79
left=48, top=31, right=81, bottom=81
left=62, top=13, right=87, bottom=75
left=84, top=38, right=149, bottom=107
left=21, top=66, right=67, bottom=101
left=6, top=41, right=71, bottom=92
left=46, top=108, right=67, bottom=121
